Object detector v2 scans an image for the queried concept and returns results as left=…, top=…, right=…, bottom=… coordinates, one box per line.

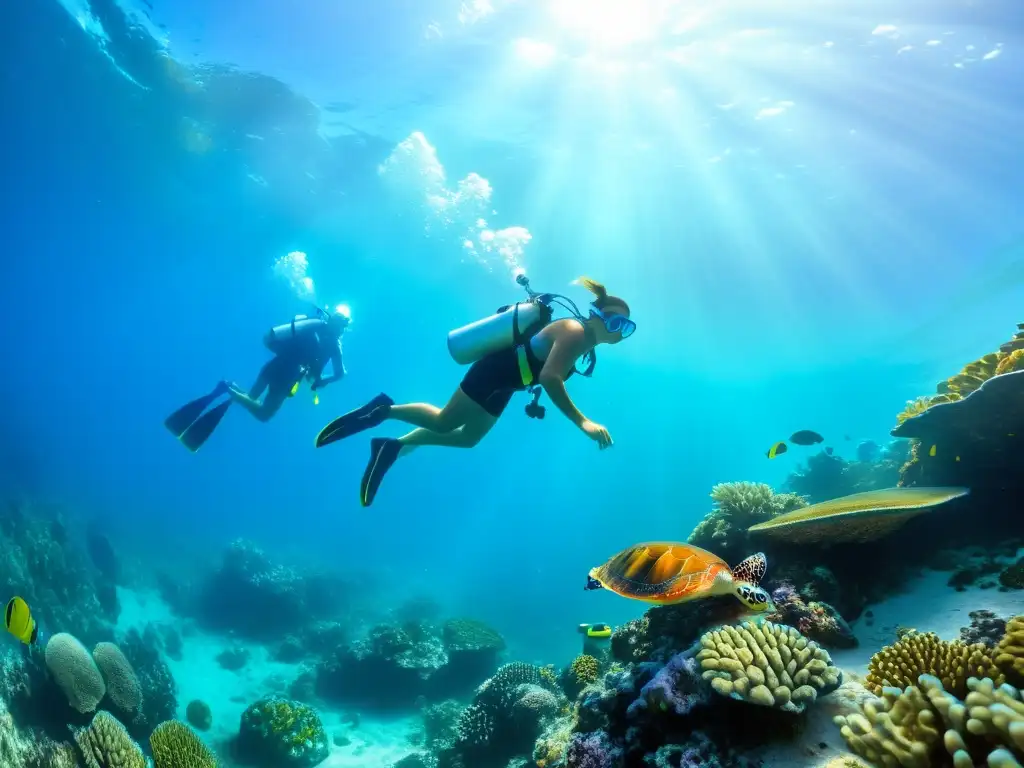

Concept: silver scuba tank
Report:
left=264, top=315, right=324, bottom=354
left=446, top=301, right=544, bottom=365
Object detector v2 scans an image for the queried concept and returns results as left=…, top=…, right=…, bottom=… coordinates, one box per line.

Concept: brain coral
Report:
left=696, top=620, right=842, bottom=713
left=150, top=720, right=217, bottom=768
left=73, top=711, right=146, bottom=768
left=864, top=631, right=1002, bottom=699
left=45, top=633, right=106, bottom=713
left=93, top=642, right=142, bottom=713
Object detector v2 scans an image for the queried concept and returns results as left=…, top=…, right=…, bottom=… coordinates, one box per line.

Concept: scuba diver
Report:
left=165, top=304, right=351, bottom=452
left=315, top=276, right=634, bottom=507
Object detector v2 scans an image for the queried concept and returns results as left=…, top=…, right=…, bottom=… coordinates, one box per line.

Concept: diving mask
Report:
left=589, top=306, right=635, bottom=339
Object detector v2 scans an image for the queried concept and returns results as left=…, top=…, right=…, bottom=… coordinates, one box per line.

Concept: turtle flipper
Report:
left=732, top=552, right=767, bottom=586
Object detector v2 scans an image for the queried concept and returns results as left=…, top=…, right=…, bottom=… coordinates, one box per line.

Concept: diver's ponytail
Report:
left=576, top=276, right=629, bottom=314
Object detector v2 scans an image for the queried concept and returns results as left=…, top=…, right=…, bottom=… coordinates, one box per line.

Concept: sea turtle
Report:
left=585, top=543, right=772, bottom=611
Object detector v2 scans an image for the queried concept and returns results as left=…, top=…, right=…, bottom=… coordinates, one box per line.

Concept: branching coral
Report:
left=864, top=632, right=1002, bottom=699
left=688, top=483, right=807, bottom=562
left=835, top=674, right=1024, bottom=767
left=149, top=720, right=217, bottom=768
left=994, top=616, right=1024, bottom=686
left=695, top=620, right=842, bottom=713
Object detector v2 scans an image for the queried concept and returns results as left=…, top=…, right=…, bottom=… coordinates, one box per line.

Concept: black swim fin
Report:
left=164, top=382, right=229, bottom=437
left=316, top=393, right=393, bottom=448
left=360, top=437, right=401, bottom=507
left=178, top=401, right=231, bottom=453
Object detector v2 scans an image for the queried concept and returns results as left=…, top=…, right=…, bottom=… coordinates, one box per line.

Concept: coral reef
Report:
left=768, top=581, right=858, bottom=649
left=193, top=539, right=353, bottom=642
left=835, top=673, right=1024, bottom=767
left=959, top=610, right=1007, bottom=648
left=864, top=631, right=1002, bottom=698
left=0, top=500, right=114, bottom=644
left=785, top=442, right=908, bottom=504
left=686, top=482, right=807, bottom=565
left=72, top=710, right=146, bottom=768
left=695, top=620, right=842, bottom=713
left=560, top=655, right=601, bottom=700
left=149, top=720, right=217, bottom=768
left=436, top=662, right=563, bottom=768
left=999, top=557, right=1024, bottom=589
left=237, top=696, right=329, bottom=767
left=316, top=617, right=504, bottom=709
left=117, top=626, right=178, bottom=737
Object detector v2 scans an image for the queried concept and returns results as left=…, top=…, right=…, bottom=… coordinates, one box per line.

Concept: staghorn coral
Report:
left=687, top=482, right=807, bottom=563
left=45, top=633, right=106, bottom=714
left=836, top=673, right=1024, bottom=767
left=73, top=711, right=146, bottom=768
left=695, top=620, right=842, bottom=713
left=92, top=643, right=142, bottom=713
left=149, top=720, right=216, bottom=768
left=994, top=616, right=1024, bottom=685
left=864, top=631, right=1002, bottom=699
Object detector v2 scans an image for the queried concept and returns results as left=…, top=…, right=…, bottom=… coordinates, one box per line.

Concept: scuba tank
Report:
left=264, top=315, right=324, bottom=355
left=446, top=300, right=550, bottom=365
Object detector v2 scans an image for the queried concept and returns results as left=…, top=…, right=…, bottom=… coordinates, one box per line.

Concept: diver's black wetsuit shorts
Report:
left=459, top=347, right=527, bottom=417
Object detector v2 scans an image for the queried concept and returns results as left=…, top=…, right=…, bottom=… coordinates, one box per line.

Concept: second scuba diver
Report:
left=315, top=276, right=634, bottom=507
left=165, top=305, right=351, bottom=452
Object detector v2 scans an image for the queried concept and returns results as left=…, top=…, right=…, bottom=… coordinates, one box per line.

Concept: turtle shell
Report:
left=589, top=542, right=730, bottom=605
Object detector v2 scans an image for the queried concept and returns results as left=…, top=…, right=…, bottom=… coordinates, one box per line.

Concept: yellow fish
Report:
left=5, top=596, right=39, bottom=645
left=765, top=441, right=787, bottom=459
left=929, top=444, right=937, bottom=457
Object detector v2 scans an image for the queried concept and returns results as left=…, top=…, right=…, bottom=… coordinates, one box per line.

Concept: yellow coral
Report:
left=834, top=681, right=944, bottom=766
left=994, top=615, right=1024, bottom=686
left=695, top=620, right=842, bottom=714
left=150, top=720, right=217, bottom=768
left=864, top=632, right=1002, bottom=699
left=73, top=711, right=146, bottom=768
left=997, top=348, right=1024, bottom=375
left=569, top=654, right=600, bottom=687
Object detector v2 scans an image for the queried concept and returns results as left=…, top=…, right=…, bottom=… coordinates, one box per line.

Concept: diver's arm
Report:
left=537, top=330, right=589, bottom=428
left=313, top=341, right=346, bottom=389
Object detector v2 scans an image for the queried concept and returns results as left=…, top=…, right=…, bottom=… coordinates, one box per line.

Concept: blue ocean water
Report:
left=1, top=0, right=1023, bottom=698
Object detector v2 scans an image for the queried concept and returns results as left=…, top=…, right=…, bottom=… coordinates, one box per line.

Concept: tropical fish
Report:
left=790, top=430, right=824, bottom=445
left=5, top=596, right=39, bottom=645
left=766, top=441, right=787, bottom=459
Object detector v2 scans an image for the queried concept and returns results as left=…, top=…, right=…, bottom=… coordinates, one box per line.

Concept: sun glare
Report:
left=547, top=0, right=674, bottom=49
left=514, top=37, right=558, bottom=67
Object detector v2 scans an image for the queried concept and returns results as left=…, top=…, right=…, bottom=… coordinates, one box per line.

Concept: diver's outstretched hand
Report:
left=581, top=420, right=613, bottom=449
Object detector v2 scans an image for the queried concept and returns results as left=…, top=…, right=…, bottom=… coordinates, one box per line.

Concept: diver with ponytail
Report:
left=315, top=276, right=635, bottom=507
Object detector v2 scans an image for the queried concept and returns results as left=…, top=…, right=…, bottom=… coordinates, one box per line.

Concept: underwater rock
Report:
left=186, top=699, right=212, bottom=731
left=237, top=696, right=329, bottom=768
left=998, top=556, right=1024, bottom=589
left=435, top=618, right=505, bottom=694
left=85, top=525, right=121, bottom=584
left=216, top=646, right=251, bottom=671
left=118, top=625, right=178, bottom=739
left=959, top=609, right=1007, bottom=648
left=643, top=731, right=761, bottom=768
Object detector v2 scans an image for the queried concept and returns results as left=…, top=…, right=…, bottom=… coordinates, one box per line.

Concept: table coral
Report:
left=695, top=620, right=842, bottom=714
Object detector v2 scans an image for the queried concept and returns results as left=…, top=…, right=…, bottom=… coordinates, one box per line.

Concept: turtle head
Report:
left=584, top=574, right=603, bottom=592
left=734, top=582, right=772, bottom=612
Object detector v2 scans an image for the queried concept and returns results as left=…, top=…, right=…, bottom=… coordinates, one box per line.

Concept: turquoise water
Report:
left=2, top=0, right=1022, bottom=672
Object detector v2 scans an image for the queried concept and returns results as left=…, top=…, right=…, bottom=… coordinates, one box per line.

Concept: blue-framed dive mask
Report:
left=589, top=306, right=636, bottom=339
